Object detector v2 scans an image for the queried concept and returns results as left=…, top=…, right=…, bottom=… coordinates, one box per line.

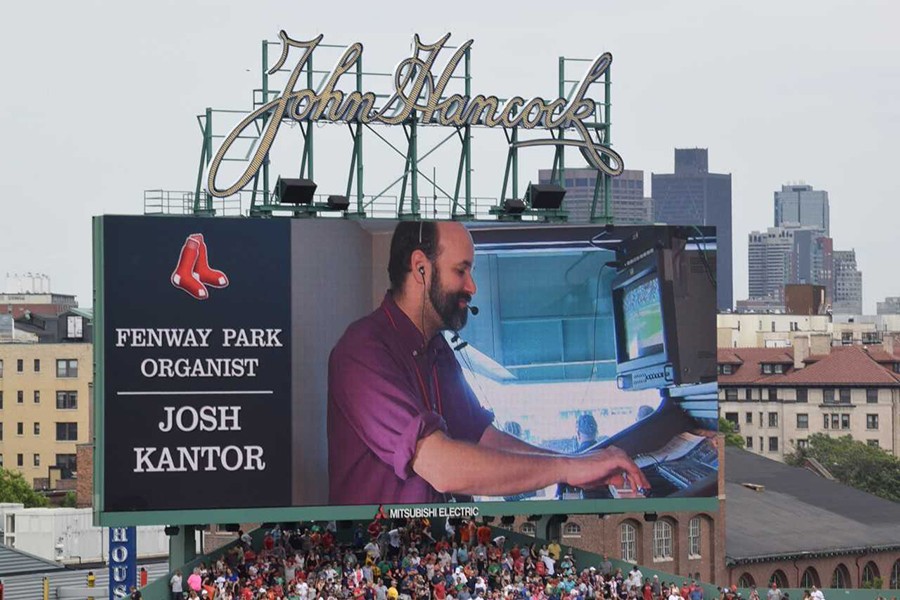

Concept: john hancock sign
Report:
left=207, top=32, right=624, bottom=198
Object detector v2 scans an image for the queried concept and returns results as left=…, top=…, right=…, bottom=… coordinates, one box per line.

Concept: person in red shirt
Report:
left=476, top=524, right=492, bottom=547
left=643, top=582, right=653, bottom=600
left=434, top=580, right=447, bottom=600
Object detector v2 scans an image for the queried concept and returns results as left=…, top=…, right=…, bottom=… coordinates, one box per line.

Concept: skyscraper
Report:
left=748, top=226, right=833, bottom=305
left=537, top=168, right=653, bottom=225
left=833, top=250, right=863, bottom=314
left=774, top=184, right=830, bottom=235
left=652, top=149, right=733, bottom=310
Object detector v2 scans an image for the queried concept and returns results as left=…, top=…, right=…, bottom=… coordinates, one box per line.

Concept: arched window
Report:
left=831, top=564, right=851, bottom=589
left=520, top=522, right=535, bottom=536
left=620, top=522, right=637, bottom=563
left=890, top=559, right=900, bottom=589
left=652, top=520, right=673, bottom=561
left=562, top=523, right=582, bottom=538
left=738, top=574, right=756, bottom=589
left=770, top=570, right=788, bottom=589
left=862, top=561, right=880, bottom=588
left=688, top=517, right=701, bottom=557
left=801, top=567, right=820, bottom=589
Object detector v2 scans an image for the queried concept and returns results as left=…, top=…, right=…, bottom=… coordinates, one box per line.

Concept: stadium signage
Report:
left=388, top=506, right=480, bottom=519
left=207, top=32, right=624, bottom=197
left=109, top=527, right=136, bottom=599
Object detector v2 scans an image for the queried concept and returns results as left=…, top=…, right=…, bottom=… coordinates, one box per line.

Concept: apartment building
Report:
left=717, top=339, right=900, bottom=461
left=0, top=343, right=92, bottom=488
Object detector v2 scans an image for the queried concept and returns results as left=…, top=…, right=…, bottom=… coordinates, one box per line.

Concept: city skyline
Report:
left=1, top=1, right=898, bottom=313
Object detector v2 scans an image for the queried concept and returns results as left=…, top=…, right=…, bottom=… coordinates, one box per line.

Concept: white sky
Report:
left=1, top=0, right=898, bottom=312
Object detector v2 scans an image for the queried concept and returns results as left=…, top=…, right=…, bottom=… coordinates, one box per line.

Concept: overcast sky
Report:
left=2, top=0, right=898, bottom=312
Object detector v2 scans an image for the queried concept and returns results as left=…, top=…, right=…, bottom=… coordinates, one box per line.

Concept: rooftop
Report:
left=725, top=446, right=900, bottom=563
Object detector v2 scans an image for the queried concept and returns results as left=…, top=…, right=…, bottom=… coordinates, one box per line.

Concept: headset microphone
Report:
left=468, top=305, right=480, bottom=316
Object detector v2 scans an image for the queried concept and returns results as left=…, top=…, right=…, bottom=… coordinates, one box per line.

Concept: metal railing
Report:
left=144, top=190, right=243, bottom=216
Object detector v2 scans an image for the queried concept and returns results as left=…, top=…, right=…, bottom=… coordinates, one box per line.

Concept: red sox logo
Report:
left=170, top=233, right=229, bottom=300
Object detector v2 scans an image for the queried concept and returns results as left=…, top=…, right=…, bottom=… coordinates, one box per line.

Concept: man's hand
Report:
left=562, top=445, right=651, bottom=493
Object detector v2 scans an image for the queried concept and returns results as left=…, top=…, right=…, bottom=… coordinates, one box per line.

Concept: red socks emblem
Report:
left=171, top=233, right=229, bottom=300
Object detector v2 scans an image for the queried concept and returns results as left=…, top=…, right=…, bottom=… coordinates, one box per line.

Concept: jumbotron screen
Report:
left=94, top=216, right=718, bottom=525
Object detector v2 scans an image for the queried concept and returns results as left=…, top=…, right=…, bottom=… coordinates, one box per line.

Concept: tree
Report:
left=0, top=469, right=49, bottom=507
left=718, top=417, right=745, bottom=448
left=61, top=491, right=78, bottom=508
left=785, top=434, right=900, bottom=502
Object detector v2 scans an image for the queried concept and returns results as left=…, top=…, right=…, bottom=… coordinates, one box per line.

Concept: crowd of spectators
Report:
left=168, top=519, right=711, bottom=600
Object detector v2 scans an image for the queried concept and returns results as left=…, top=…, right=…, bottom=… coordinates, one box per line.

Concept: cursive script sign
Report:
left=207, top=32, right=624, bottom=198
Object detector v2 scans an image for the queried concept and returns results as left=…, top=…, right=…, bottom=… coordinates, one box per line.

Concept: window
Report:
left=66, top=316, right=84, bottom=339
left=0, top=423, right=3, bottom=441
left=862, top=562, right=880, bottom=588
left=519, top=522, right=535, bottom=536
left=768, top=388, right=778, bottom=401
left=33, top=390, right=40, bottom=404
left=55, top=454, right=77, bottom=479
left=688, top=517, right=701, bottom=557
left=16, top=359, right=23, bottom=373
left=768, top=412, right=778, bottom=427
left=56, top=359, right=78, bottom=378
left=866, top=388, right=878, bottom=403
left=759, top=436, right=763, bottom=450
left=868, top=440, right=880, bottom=448
left=841, top=414, right=850, bottom=429
left=770, top=570, right=788, bottom=589
left=832, top=414, right=841, bottom=429
left=823, top=413, right=830, bottom=429
left=796, top=388, right=808, bottom=403
left=0, top=391, right=3, bottom=409
left=33, top=422, right=40, bottom=436
left=55, top=422, right=78, bottom=441
left=831, top=563, right=850, bottom=589
left=725, top=413, right=739, bottom=429
left=620, top=523, right=637, bottom=562
left=737, top=574, right=755, bottom=589
left=796, top=414, right=808, bottom=429
left=17, top=390, right=23, bottom=404
left=619, top=523, right=637, bottom=562
left=652, top=521, right=673, bottom=561
left=745, top=412, right=752, bottom=424
left=33, top=454, right=40, bottom=467
left=16, top=422, right=23, bottom=436
left=562, top=523, right=582, bottom=538
left=745, top=436, right=753, bottom=448
left=33, top=359, right=40, bottom=372
left=16, top=454, right=23, bottom=467
left=866, top=414, right=879, bottom=430
left=890, top=559, right=899, bottom=589
left=0, top=454, right=3, bottom=467
left=762, top=363, right=773, bottom=374
left=0, top=359, right=3, bottom=377
left=823, top=388, right=835, bottom=403
left=801, top=568, right=820, bottom=589
left=768, top=437, right=779, bottom=452
left=56, top=391, right=78, bottom=410
left=745, top=388, right=753, bottom=400
left=839, top=388, right=852, bottom=404
left=725, top=389, right=738, bottom=401
left=797, top=439, right=808, bottom=449
left=720, top=364, right=734, bottom=375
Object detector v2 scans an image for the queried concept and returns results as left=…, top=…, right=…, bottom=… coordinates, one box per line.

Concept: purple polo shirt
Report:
left=328, top=293, right=494, bottom=504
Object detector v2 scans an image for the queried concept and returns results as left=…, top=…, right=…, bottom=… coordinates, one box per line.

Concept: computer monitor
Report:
left=611, top=228, right=717, bottom=391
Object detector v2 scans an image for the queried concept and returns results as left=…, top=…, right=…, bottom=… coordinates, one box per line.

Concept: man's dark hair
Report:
left=388, top=221, right=440, bottom=292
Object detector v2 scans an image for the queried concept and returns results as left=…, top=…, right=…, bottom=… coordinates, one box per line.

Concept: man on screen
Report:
left=327, top=221, right=650, bottom=504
